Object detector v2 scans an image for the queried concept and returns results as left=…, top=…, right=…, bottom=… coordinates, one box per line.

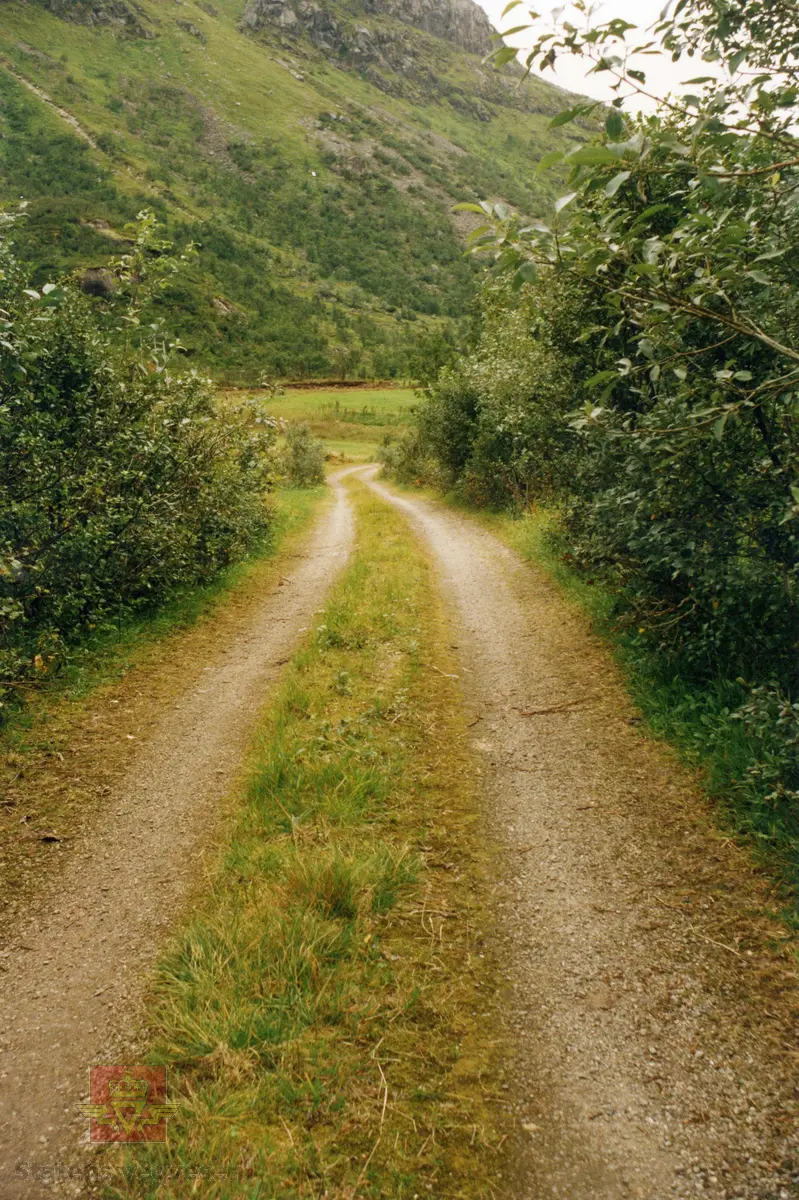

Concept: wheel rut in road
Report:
left=365, top=469, right=799, bottom=1200
left=0, top=473, right=356, bottom=1200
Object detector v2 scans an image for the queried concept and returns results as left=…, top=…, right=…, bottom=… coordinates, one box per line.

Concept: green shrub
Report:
left=732, top=685, right=799, bottom=808
left=378, top=427, right=442, bottom=488
left=393, top=0, right=799, bottom=839
left=408, top=276, right=580, bottom=507
left=280, top=423, right=326, bottom=487
left=0, top=214, right=275, bottom=706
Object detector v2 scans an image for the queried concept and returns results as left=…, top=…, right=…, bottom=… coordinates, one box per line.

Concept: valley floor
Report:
left=1, top=469, right=797, bottom=1199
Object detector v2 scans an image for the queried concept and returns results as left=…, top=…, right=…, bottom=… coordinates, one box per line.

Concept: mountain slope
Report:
left=0, top=0, right=585, bottom=379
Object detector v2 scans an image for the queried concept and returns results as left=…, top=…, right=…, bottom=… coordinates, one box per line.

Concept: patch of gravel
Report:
left=0, top=474, right=356, bottom=1200
left=366, top=471, right=799, bottom=1200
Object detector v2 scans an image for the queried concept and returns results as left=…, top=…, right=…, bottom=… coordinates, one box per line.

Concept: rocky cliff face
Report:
left=29, top=0, right=153, bottom=37
left=241, top=0, right=494, bottom=58
left=363, top=0, right=493, bottom=56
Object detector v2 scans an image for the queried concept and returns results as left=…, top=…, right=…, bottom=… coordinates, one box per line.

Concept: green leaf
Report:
left=550, top=106, right=583, bottom=128
left=537, top=150, right=563, bottom=170
left=746, top=270, right=771, bottom=285
left=554, top=192, right=578, bottom=213
left=501, top=0, right=523, bottom=16
left=605, top=170, right=631, bottom=197
left=517, top=261, right=538, bottom=283
left=40, top=287, right=65, bottom=308
left=452, top=203, right=489, bottom=214
left=713, top=411, right=731, bottom=440
left=566, top=145, right=621, bottom=166
left=630, top=203, right=670, bottom=231
left=585, top=369, right=619, bottom=389
left=492, top=45, right=520, bottom=67
left=605, top=132, right=646, bottom=159
left=660, top=135, right=691, bottom=156
left=605, top=111, right=625, bottom=139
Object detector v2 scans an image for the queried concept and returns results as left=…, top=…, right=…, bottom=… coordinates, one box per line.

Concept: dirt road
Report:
left=0, top=475, right=354, bottom=1199
left=365, top=470, right=798, bottom=1200
left=2, top=464, right=797, bottom=1200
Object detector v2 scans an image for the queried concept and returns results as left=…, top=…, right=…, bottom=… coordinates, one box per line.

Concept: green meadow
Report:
left=229, top=386, right=418, bottom=462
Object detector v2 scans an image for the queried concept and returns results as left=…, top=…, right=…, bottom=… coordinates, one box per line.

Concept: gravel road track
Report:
left=365, top=469, right=798, bottom=1200
left=0, top=473, right=355, bottom=1199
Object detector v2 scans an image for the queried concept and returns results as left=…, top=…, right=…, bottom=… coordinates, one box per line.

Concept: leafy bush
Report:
left=378, top=427, right=442, bottom=488
left=455, top=2, right=799, bottom=685
left=280, top=423, right=326, bottom=487
left=409, top=276, right=581, bottom=508
left=732, top=685, right=799, bottom=808
left=0, top=213, right=275, bottom=705
left=396, top=0, right=799, bottom=843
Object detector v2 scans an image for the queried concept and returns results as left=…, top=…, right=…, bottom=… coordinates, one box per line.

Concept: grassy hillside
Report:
left=0, top=0, right=585, bottom=379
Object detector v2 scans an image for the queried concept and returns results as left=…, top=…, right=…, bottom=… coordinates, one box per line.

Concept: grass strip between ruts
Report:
left=100, top=476, right=505, bottom=1200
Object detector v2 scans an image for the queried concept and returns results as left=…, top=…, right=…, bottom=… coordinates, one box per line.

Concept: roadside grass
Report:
left=479, top=503, right=799, bottom=916
left=0, top=488, right=320, bottom=732
left=99, top=478, right=504, bottom=1200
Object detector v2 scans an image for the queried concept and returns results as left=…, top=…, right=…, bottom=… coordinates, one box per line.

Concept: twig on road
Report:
left=432, top=665, right=459, bottom=679
left=516, top=693, right=600, bottom=717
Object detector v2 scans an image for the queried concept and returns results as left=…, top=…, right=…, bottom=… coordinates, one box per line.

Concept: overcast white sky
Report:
left=476, top=0, right=709, bottom=112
